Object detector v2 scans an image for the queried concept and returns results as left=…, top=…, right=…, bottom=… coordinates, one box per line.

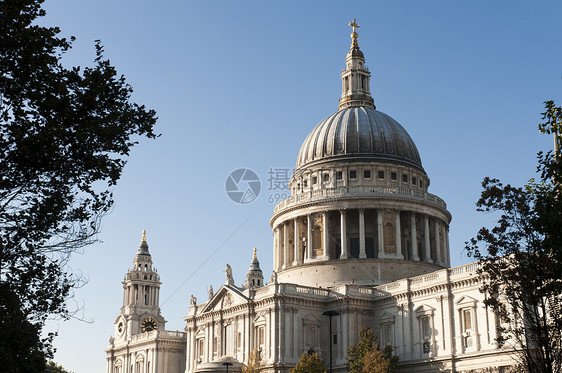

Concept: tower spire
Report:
left=338, top=19, right=375, bottom=111
left=245, top=248, right=264, bottom=289
left=137, top=229, right=150, bottom=256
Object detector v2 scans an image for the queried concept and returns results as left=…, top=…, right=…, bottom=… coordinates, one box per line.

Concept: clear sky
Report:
left=38, top=1, right=562, bottom=371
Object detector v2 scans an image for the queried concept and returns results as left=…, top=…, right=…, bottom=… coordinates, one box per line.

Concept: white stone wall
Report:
left=184, top=263, right=518, bottom=373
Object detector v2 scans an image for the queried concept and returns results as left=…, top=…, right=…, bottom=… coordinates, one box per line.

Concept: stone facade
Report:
left=184, top=263, right=517, bottom=373
left=107, top=21, right=519, bottom=373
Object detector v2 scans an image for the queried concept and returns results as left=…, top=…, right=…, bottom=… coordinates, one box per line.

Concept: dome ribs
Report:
left=295, top=107, right=425, bottom=174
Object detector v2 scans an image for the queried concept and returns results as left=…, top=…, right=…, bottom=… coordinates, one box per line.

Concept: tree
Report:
left=45, top=360, right=74, bottom=373
left=0, top=0, right=157, bottom=370
left=346, top=327, right=398, bottom=373
left=241, top=348, right=264, bottom=373
left=362, top=345, right=398, bottom=373
left=466, top=101, right=562, bottom=373
left=290, top=352, right=326, bottom=373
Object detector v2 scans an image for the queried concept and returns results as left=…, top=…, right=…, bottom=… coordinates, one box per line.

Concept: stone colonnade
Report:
left=273, top=208, right=449, bottom=271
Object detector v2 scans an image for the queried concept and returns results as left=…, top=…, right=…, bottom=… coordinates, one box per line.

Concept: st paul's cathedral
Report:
left=106, top=20, right=519, bottom=373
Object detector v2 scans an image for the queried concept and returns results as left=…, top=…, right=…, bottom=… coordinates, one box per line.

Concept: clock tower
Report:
left=107, top=232, right=186, bottom=372
left=114, top=231, right=166, bottom=340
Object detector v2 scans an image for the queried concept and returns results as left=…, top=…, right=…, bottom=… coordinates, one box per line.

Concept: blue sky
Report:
left=38, top=1, right=562, bottom=371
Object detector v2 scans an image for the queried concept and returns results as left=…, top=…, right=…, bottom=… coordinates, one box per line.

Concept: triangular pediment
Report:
left=455, top=295, right=477, bottom=306
left=414, top=304, right=435, bottom=316
left=379, top=312, right=395, bottom=322
left=302, top=314, right=322, bottom=326
left=201, top=285, right=248, bottom=313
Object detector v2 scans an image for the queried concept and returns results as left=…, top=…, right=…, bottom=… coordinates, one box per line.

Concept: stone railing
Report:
left=273, top=185, right=447, bottom=214
left=128, top=329, right=186, bottom=344
left=281, top=283, right=331, bottom=298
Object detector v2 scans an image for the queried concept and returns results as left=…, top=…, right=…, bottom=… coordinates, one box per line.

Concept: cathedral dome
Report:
left=296, top=106, right=424, bottom=173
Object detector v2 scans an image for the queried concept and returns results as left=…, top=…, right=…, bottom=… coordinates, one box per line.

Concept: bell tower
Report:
left=245, top=248, right=264, bottom=289
left=113, top=231, right=166, bottom=340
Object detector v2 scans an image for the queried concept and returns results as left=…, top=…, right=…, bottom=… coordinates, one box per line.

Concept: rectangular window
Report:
left=383, top=323, right=394, bottom=346
left=313, top=176, right=318, bottom=184
left=364, top=170, right=371, bottom=179
left=197, top=338, right=205, bottom=361
left=463, top=309, right=472, bottom=331
left=258, top=326, right=265, bottom=347
left=391, top=172, right=397, bottom=181
left=349, top=170, right=357, bottom=179
left=323, top=173, right=329, bottom=182
left=378, top=170, right=385, bottom=179
left=336, top=171, right=343, bottom=180
left=306, top=326, right=316, bottom=346
left=412, top=177, right=417, bottom=185
left=462, top=309, right=473, bottom=348
left=421, top=316, right=431, bottom=340
left=402, top=174, right=408, bottom=183
left=304, top=180, right=308, bottom=187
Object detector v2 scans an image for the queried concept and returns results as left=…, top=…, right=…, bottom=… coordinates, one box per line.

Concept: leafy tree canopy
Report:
left=290, top=352, right=326, bottom=373
left=346, top=327, right=398, bottom=373
left=0, top=0, right=157, bottom=370
left=46, top=360, right=74, bottom=373
left=466, top=101, right=562, bottom=373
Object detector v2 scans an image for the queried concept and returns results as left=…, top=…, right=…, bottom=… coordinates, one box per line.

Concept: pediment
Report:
left=194, top=327, right=206, bottom=338
left=455, top=295, right=477, bottom=306
left=379, top=312, right=395, bottom=322
left=302, top=314, right=322, bottom=326
left=201, top=285, right=248, bottom=313
left=414, top=304, right=435, bottom=316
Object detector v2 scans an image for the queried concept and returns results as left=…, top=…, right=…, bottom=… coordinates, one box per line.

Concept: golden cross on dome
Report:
left=142, top=230, right=147, bottom=241
left=253, top=248, right=257, bottom=258
left=349, top=19, right=360, bottom=35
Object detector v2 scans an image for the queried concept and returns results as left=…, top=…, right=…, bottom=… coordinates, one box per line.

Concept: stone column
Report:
left=322, top=211, right=329, bottom=259
left=377, top=210, right=384, bottom=258
left=276, top=228, right=282, bottom=271
left=424, top=216, right=431, bottom=263
left=285, top=222, right=291, bottom=268
left=359, top=208, right=366, bottom=258
left=293, top=218, right=299, bottom=265
left=435, top=221, right=442, bottom=265
left=395, top=211, right=403, bottom=258
left=340, top=209, right=348, bottom=259
left=410, top=213, right=420, bottom=260
left=445, top=226, right=451, bottom=267
left=307, top=214, right=313, bottom=261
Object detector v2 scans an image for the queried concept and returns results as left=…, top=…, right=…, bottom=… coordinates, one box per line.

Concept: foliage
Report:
left=466, top=101, right=562, bottom=373
left=362, top=345, right=398, bottom=373
left=346, top=327, right=398, bottom=373
left=46, top=360, right=74, bottom=373
left=290, top=352, right=326, bottom=373
left=0, top=0, right=157, bottom=369
left=241, top=348, right=264, bottom=373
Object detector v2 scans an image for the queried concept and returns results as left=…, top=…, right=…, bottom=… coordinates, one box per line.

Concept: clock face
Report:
left=141, top=317, right=157, bottom=332
left=117, top=321, right=124, bottom=335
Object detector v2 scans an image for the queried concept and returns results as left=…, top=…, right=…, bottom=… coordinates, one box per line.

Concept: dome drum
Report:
left=270, top=204, right=450, bottom=287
